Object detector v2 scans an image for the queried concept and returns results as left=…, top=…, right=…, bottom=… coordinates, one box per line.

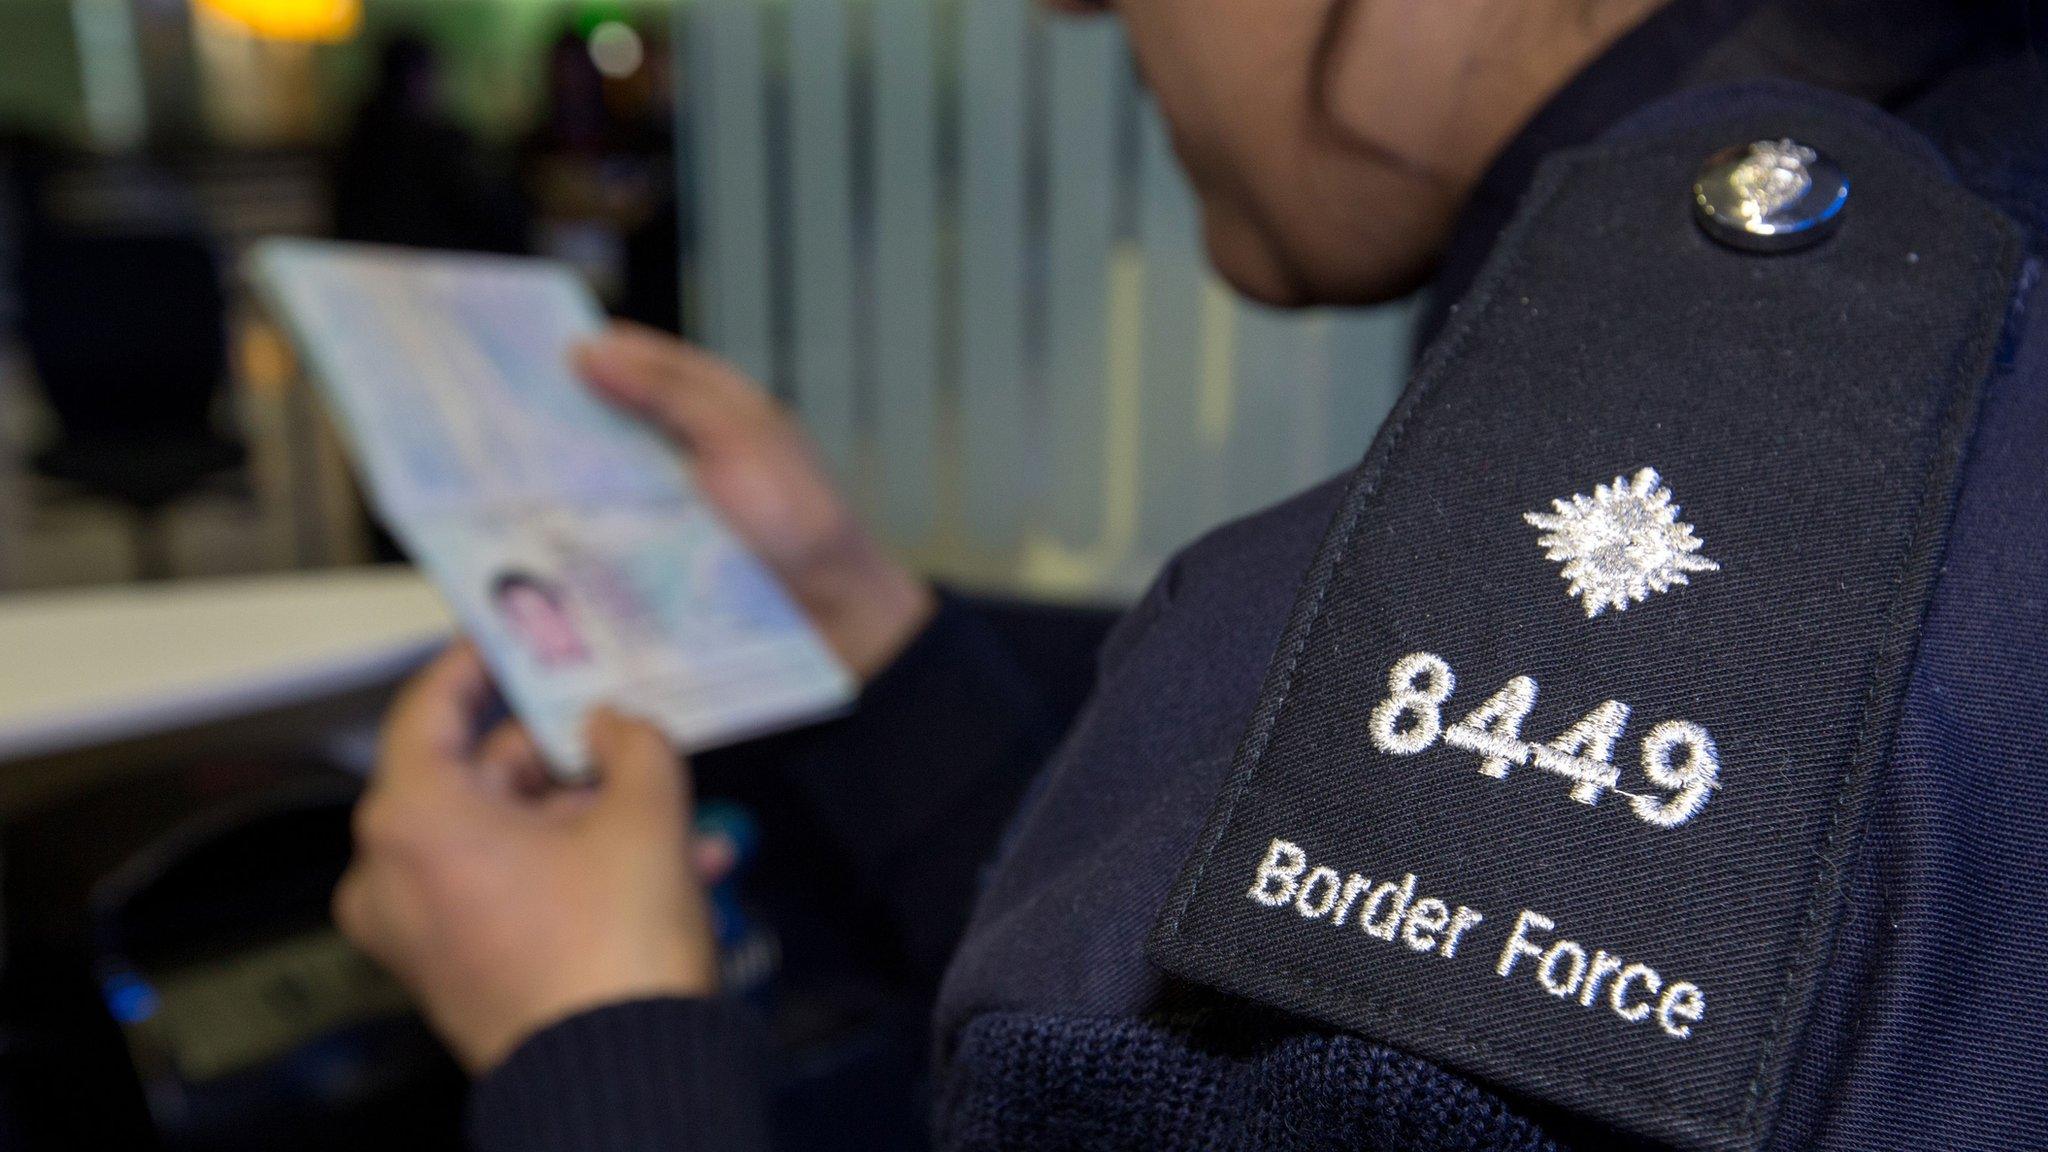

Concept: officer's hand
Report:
left=334, top=644, right=722, bottom=1075
left=574, top=323, right=936, bottom=680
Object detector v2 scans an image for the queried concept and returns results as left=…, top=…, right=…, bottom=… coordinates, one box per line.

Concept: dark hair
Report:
left=490, top=570, right=564, bottom=607
left=378, top=35, right=438, bottom=87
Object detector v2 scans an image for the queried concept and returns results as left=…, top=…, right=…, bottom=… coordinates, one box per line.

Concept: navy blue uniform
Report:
left=468, top=3, right=2048, bottom=1149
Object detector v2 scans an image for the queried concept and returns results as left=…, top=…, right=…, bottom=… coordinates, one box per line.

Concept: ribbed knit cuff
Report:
left=467, top=997, right=774, bottom=1152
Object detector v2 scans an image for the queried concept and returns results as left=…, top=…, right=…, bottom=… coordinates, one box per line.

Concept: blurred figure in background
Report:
left=527, top=31, right=617, bottom=161
left=332, top=36, right=528, bottom=256
left=524, top=26, right=684, bottom=331
left=616, top=26, right=691, bottom=336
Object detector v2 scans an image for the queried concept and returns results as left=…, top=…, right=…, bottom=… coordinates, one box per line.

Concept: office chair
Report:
left=17, top=231, right=247, bottom=579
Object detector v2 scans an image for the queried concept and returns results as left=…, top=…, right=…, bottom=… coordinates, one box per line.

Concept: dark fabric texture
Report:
left=467, top=997, right=774, bottom=1152
left=1762, top=47, right=2048, bottom=1152
left=1151, top=86, right=2023, bottom=1152
left=1784, top=257, right=2048, bottom=1152
left=936, top=1011, right=1558, bottom=1152
left=465, top=16, right=2048, bottom=1152
left=775, top=592, right=1071, bottom=982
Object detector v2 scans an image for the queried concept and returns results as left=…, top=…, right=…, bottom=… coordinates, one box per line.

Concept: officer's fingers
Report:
left=331, top=864, right=388, bottom=960
left=473, top=719, right=555, bottom=802
left=379, top=643, right=493, bottom=777
left=579, top=322, right=757, bottom=403
left=574, top=326, right=772, bottom=450
left=586, top=708, right=689, bottom=813
left=332, top=862, right=432, bottom=986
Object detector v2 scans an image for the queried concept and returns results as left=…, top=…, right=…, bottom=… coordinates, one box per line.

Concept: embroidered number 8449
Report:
left=1367, top=652, right=1718, bottom=829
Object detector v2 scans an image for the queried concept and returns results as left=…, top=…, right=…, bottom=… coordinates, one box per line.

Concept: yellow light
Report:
left=193, top=0, right=362, bottom=43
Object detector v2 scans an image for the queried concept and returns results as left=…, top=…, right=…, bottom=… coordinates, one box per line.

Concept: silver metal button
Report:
left=1693, top=138, right=1847, bottom=253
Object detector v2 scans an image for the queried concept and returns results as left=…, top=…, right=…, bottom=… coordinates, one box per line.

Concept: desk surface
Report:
left=0, top=567, right=454, bottom=763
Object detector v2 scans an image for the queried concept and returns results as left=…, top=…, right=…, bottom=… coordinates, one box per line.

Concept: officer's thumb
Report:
left=586, top=708, right=690, bottom=814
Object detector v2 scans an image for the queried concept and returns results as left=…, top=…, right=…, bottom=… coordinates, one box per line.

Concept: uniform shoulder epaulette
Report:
left=1150, top=82, right=2027, bottom=1152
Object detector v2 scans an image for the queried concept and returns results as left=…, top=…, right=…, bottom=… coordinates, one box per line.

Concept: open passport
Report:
left=252, top=240, right=853, bottom=778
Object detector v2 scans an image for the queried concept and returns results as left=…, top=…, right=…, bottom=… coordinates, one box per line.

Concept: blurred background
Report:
left=0, top=1, right=1416, bottom=1148
left=0, top=0, right=1415, bottom=600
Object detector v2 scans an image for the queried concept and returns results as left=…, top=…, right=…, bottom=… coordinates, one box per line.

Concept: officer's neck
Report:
left=1418, top=0, right=1990, bottom=352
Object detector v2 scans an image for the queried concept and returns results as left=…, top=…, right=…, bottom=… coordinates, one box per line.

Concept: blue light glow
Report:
left=102, top=971, right=160, bottom=1025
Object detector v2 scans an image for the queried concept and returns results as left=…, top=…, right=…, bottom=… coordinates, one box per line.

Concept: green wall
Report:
left=0, top=0, right=682, bottom=147
left=0, top=0, right=88, bottom=142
